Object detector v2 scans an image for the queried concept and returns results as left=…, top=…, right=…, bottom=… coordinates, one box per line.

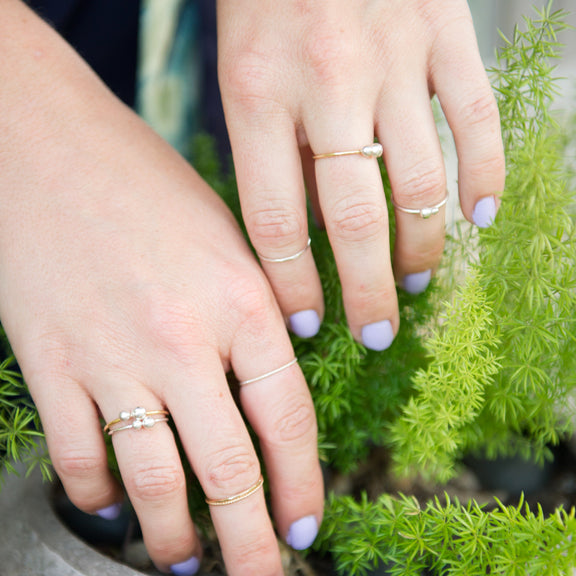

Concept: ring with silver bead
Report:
left=103, top=407, right=170, bottom=436
left=392, top=193, right=448, bottom=219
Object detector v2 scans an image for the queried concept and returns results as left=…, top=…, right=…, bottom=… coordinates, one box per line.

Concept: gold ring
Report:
left=239, top=358, right=298, bottom=387
left=258, top=237, right=311, bottom=263
left=313, top=142, right=383, bottom=160
left=205, top=474, right=264, bottom=506
left=104, top=407, right=170, bottom=435
left=392, top=193, right=448, bottom=219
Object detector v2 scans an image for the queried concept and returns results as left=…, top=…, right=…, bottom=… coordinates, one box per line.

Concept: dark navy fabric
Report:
left=25, top=0, right=140, bottom=107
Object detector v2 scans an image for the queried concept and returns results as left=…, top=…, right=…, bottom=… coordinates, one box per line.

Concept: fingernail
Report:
left=171, top=556, right=200, bottom=576
left=403, top=269, right=432, bottom=295
left=289, top=309, right=321, bottom=338
left=96, top=503, right=122, bottom=520
left=361, top=320, right=394, bottom=351
left=286, top=515, right=318, bottom=550
left=472, top=196, right=497, bottom=228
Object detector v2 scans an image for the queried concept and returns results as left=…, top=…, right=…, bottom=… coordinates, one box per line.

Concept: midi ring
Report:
left=239, top=357, right=298, bottom=387
left=392, top=193, right=448, bottom=219
left=313, top=142, right=383, bottom=161
left=258, top=237, right=311, bottom=263
left=104, top=407, right=170, bottom=436
left=206, top=474, right=264, bottom=506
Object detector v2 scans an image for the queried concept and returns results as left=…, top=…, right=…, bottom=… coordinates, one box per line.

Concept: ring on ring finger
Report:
left=103, top=406, right=170, bottom=435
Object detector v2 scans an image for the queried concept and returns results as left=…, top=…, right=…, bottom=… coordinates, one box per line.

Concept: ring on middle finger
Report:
left=392, top=192, right=448, bottom=219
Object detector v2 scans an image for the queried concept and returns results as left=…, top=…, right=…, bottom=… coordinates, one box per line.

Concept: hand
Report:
left=218, top=0, right=506, bottom=349
left=0, top=3, right=323, bottom=574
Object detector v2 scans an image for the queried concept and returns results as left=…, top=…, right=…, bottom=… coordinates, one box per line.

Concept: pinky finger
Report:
left=28, top=375, right=123, bottom=518
left=430, top=14, right=506, bottom=227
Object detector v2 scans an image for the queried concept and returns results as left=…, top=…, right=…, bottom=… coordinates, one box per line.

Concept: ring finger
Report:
left=97, top=385, right=201, bottom=575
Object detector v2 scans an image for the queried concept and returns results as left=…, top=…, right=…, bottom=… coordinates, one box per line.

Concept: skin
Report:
left=218, top=0, right=506, bottom=344
left=0, top=2, right=322, bottom=575
left=0, top=0, right=504, bottom=573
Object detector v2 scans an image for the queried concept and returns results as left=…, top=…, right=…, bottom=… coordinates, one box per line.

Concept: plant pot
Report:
left=0, top=466, right=148, bottom=576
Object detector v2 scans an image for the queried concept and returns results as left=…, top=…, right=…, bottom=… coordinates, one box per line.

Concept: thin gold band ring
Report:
left=313, top=142, right=383, bottom=160
left=205, top=474, right=265, bottom=506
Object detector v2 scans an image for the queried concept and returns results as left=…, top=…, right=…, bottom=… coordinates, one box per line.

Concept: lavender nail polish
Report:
left=96, top=503, right=122, bottom=520
left=473, top=196, right=497, bottom=228
left=171, top=556, right=200, bottom=576
left=289, top=309, right=321, bottom=338
left=286, top=515, right=319, bottom=550
left=361, top=320, right=394, bottom=351
left=404, top=269, right=432, bottom=295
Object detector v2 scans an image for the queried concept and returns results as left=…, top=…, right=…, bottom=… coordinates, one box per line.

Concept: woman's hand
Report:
left=0, top=3, right=323, bottom=574
left=218, top=0, right=506, bottom=349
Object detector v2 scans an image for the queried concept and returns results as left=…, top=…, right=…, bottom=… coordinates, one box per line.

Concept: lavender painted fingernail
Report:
left=473, top=196, right=497, bottom=228
left=171, top=556, right=200, bottom=576
left=404, top=269, right=432, bottom=295
left=96, top=503, right=122, bottom=520
left=361, top=320, right=394, bottom=351
left=289, top=309, right=321, bottom=338
left=286, top=515, right=319, bottom=550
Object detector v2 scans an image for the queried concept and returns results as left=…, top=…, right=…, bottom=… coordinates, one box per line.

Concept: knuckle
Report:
left=460, top=91, right=500, bottom=128
left=205, top=444, right=260, bottom=495
left=226, top=273, right=274, bottom=328
left=221, top=51, right=278, bottom=114
left=303, top=29, right=355, bottom=89
left=128, top=462, right=185, bottom=503
left=347, top=283, right=396, bottom=317
left=467, top=152, right=506, bottom=185
left=329, top=196, right=387, bottom=243
left=265, top=395, right=316, bottom=446
left=140, top=288, right=202, bottom=364
left=231, top=536, right=280, bottom=576
left=148, top=533, right=196, bottom=563
left=247, top=205, right=306, bottom=251
left=55, top=450, right=104, bottom=482
left=394, top=161, right=446, bottom=207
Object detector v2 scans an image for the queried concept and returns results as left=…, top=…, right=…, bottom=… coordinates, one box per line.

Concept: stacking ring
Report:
left=104, top=407, right=170, bottom=436
left=206, top=474, right=264, bottom=506
left=392, top=193, right=448, bottom=219
left=258, top=237, right=311, bottom=263
left=313, top=142, right=383, bottom=160
left=239, top=357, right=298, bottom=387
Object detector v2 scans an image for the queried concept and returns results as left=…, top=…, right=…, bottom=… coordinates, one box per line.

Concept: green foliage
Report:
left=388, top=2, right=576, bottom=481
left=388, top=272, right=501, bottom=482
left=0, top=351, right=51, bottom=484
left=320, top=492, right=576, bottom=576
left=316, top=4, right=576, bottom=575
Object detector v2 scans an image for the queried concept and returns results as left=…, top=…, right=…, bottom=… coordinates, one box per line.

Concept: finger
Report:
left=166, top=352, right=284, bottom=575
left=376, top=78, right=447, bottom=294
left=26, top=373, right=123, bottom=518
left=430, top=9, right=506, bottom=228
left=231, top=303, right=324, bottom=551
left=308, top=110, right=398, bottom=350
left=301, top=145, right=325, bottom=230
left=226, top=104, right=324, bottom=339
left=96, top=385, right=201, bottom=574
